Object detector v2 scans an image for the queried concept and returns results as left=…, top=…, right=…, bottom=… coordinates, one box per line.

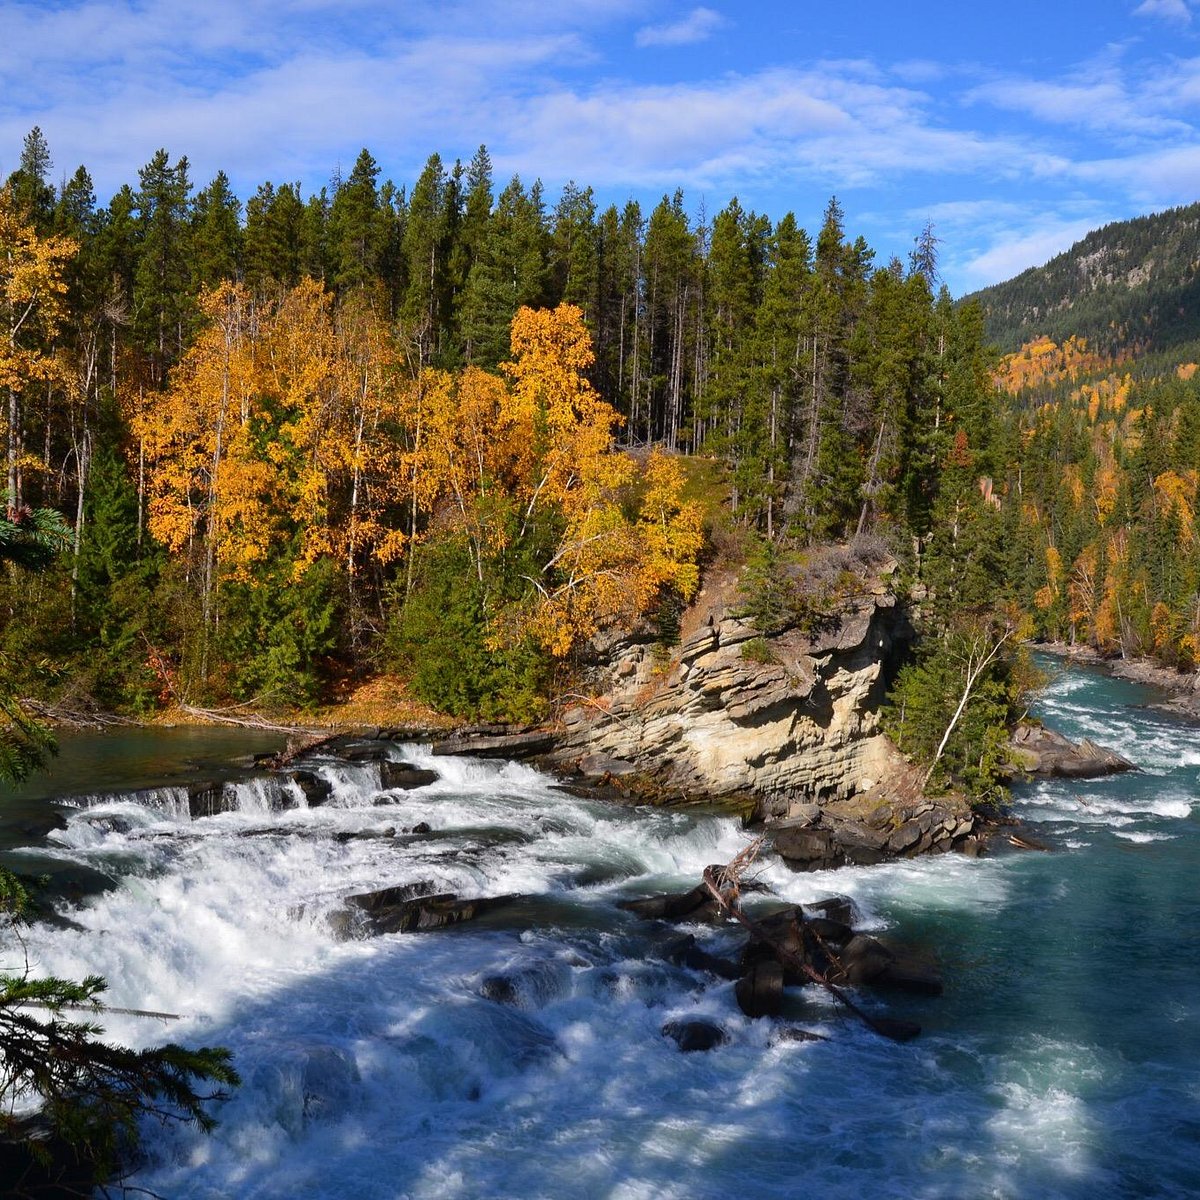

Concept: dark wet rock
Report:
left=346, top=881, right=442, bottom=912
left=770, top=1026, right=829, bottom=1045
left=830, top=821, right=890, bottom=866
left=772, top=826, right=838, bottom=869
left=477, top=960, right=569, bottom=1009
left=17, top=810, right=69, bottom=838
left=957, top=836, right=985, bottom=858
left=736, top=960, right=784, bottom=1018
left=827, top=934, right=942, bottom=996
left=662, top=1019, right=728, bottom=1052
left=771, top=800, right=974, bottom=871
left=337, top=743, right=391, bottom=763
left=75, top=812, right=138, bottom=836
left=340, top=886, right=521, bottom=936
left=802, top=896, right=856, bottom=926
left=1007, top=724, right=1134, bottom=779
left=873, top=944, right=943, bottom=996
left=409, top=821, right=432, bottom=834
left=804, top=916, right=853, bottom=945
left=617, top=884, right=717, bottom=922
left=378, top=762, right=439, bottom=791
left=288, top=770, right=334, bottom=807
left=829, top=934, right=894, bottom=986
left=661, top=934, right=741, bottom=980
left=186, top=780, right=232, bottom=819
left=479, top=974, right=519, bottom=1004
left=332, top=827, right=395, bottom=843
left=740, top=908, right=810, bottom=985
left=433, top=731, right=558, bottom=759
left=870, top=1016, right=922, bottom=1043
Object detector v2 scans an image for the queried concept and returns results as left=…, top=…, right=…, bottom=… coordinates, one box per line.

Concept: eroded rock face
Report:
left=554, top=594, right=909, bottom=812
left=551, top=585, right=980, bottom=860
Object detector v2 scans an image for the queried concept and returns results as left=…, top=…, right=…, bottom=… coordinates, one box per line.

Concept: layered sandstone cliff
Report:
left=548, top=579, right=978, bottom=865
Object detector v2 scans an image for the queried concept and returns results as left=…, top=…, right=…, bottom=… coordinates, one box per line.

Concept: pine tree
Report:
left=133, top=150, right=193, bottom=383
left=191, top=170, right=242, bottom=289
left=329, top=148, right=385, bottom=292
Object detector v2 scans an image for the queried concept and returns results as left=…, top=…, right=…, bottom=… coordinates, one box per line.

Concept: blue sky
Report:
left=4, top=0, right=1200, bottom=294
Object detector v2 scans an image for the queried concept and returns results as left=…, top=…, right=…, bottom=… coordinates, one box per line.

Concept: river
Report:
left=1, top=658, right=1197, bottom=1199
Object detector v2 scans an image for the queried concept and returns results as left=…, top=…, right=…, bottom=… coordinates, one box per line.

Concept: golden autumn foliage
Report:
left=136, top=280, right=415, bottom=591
left=138, top=291, right=704, bottom=665
left=0, top=185, right=77, bottom=507
left=1152, top=469, right=1197, bottom=546
left=995, top=334, right=1113, bottom=395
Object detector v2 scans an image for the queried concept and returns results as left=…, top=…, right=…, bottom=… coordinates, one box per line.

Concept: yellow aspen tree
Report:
left=0, top=185, right=76, bottom=509
left=335, top=292, right=406, bottom=578
left=135, top=283, right=268, bottom=634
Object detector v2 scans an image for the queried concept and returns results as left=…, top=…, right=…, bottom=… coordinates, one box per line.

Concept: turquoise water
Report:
left=1, top=661, right=1197, bottom=1198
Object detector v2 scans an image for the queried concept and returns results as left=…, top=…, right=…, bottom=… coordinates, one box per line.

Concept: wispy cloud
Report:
left=1133, top=0, right=1191, bottom=23
left=635, top=7, right=724, bottom=48
left=959, top=215, right=1109, bottom=291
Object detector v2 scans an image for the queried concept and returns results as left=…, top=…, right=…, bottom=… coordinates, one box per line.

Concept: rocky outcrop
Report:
left=767, top=784, right=975, bottom=870
left=550, top=587, right=975, bottom=849
left=1006, top=724, right=1135, bottom=779
left=553, top=593, right=906, bottom=809
left=434, top=731, right=559, bottom=759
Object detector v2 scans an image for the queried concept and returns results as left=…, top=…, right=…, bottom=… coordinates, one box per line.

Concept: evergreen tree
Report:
left=329, top=148, right=385, bottom=291
left=190, top=170, right=242, bottom=289
left=133, top=149, right=193, bottom=382
left=5, top=126, right=55, bottom=226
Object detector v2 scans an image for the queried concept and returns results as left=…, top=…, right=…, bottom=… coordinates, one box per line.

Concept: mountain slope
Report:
left=967, top=202, right=1200, bottom=357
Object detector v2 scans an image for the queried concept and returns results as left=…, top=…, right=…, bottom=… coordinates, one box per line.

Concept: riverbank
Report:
left=1034, top=641, right=1200, bottom=720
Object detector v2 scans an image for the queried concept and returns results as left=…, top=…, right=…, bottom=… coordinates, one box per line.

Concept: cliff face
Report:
left=550, top=582, right=979, bottom=867
left=556, top=589, right=907, bottom=815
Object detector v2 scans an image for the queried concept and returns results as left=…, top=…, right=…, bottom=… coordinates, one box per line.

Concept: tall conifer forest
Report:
left=0, top=127, right=1050, bottom=731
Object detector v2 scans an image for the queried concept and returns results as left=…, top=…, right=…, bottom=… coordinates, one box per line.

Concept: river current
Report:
left=1, top=659, right=1198, bottom=1199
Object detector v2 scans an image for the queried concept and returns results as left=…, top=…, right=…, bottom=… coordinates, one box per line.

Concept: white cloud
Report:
left=635, top=7, right=724, bottom=48
left=958, top=216, right=1108, bottom=291
left=1133, top=0, right=1191, bottom=23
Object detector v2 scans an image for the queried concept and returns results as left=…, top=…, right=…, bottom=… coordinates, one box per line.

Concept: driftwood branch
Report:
left=177, top=704, right=315, bottom=735
left=15, top=700, right=142, bottom=730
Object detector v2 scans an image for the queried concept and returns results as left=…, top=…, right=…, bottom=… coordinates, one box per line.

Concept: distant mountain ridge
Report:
left=966, top=202, right=1200, bottom=358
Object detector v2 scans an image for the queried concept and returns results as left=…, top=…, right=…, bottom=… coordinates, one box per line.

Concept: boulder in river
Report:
left=617, top=884, right=718, bottom=922
left=1006, top=724, right=1134, bottom=779
left=287, top=769, right=333, bottom=807
left=378, top=761, right=439, bottom=790
left=662, top=1019, right=728, bottom=1052
left=736, top=960, right=784, bottom=1018
left=340, top=885, right=521, bottom=936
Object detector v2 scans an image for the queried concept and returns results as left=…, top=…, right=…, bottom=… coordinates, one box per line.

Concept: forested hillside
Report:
left=0, top=126, right=1012, bottom=772
left=969, top=202, right=1200, bottom=357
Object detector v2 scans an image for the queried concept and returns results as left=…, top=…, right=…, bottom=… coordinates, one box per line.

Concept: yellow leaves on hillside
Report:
left=1094, top=459, right=1120, bottom=526
left=0, top=186, right=77, bottom=506
left=996, top=334, right=1110, bottom=395
left=1153, top=468, right=1198, bottom=546
left=1034, top=544, right=1063, bottom=613
left=0, top=188, right=76, bottom=391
